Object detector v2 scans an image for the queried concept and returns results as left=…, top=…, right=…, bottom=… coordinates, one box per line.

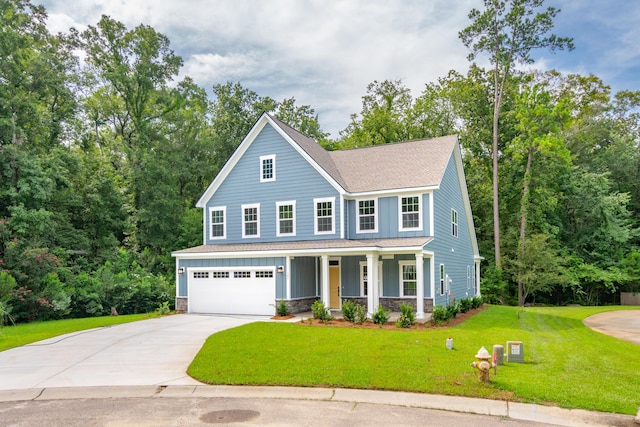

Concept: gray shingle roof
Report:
left=270, top=114, right=457, bottom=193
left=172, top=237, right=433, bottom=255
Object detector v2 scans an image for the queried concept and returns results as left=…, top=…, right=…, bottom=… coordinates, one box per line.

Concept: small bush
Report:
left=446, top=303, right=459, bottom=319
left=155, top=301, right=171, bottom=315
left=395, top=302, right=416, bottom=328
left=354, top=303, right=367, bottom=324
left=341, top=300, right=357, bottom=322
left=471, top=296, right=484, bottom=309
left=432, top=306, right=449, bottom=326
left=459, top=298, right=472, bottom=313
left=311, top=300, right=333, bottom=323
left=372, top=305, right=391, bottom=326
left=275, top=300, right=290, bottom=316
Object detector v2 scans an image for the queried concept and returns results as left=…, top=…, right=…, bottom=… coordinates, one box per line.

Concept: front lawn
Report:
left=188, top=305, right=640, bottom=415
left=0, top=313, right=159, bottom=352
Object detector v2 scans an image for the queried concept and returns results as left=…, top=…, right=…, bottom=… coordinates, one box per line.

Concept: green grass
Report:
left=189, top=305, right=640, bottom=415
left=0, top=313, right=159, bottom=352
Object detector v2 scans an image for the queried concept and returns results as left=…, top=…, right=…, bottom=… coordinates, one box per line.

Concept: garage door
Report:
left=188, top=268, right=275, bottom=315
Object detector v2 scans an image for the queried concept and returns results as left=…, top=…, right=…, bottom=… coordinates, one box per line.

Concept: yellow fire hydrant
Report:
left=470, top=346, right=495, bottom=382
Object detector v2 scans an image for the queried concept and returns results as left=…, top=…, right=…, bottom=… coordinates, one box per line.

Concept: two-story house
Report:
left=172, top=113, right=481, bottom=318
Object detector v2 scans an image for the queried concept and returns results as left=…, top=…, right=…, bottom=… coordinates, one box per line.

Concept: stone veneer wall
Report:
left=175, top=297, right=188, bottom=312
left=379, top=298, right=434, bottom=313
left=278, top=297, right=319, bottom=314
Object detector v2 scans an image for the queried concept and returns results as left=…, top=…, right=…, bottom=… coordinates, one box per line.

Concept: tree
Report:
left=459, top=0, right=574, bottom=269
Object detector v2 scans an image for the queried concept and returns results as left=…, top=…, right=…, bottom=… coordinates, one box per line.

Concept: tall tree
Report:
left=459, top=0, right=573, bottom=269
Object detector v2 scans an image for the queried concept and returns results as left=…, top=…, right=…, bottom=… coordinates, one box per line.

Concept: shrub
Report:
left=395, top=302, right=415, bottom=328
left=471, top=296, right=484, bottom=309
left=446, top=303, right=459, bottom=319
left=459, top=298, right=472, bottom=313
left=155, top=301, right=171, bottom=315
left=311, top=300, right=333, bottom=323
left=354, top=303, right=367, bottom=324
left=341, top=300, right=357, bottom=322
left=372, top=305, right=391, bottom=326
left=275, top=300, right=290, bottom=316
left=432, top=305, right=449, bottom=326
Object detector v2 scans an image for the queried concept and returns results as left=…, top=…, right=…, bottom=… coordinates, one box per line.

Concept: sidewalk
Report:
left=0, top=385, right=636, bottom=427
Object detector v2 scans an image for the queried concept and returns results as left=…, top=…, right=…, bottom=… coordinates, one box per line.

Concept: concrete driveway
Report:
left=583, top=309, right=640, bottom=345
left=0, top=314, right=259, bottom=390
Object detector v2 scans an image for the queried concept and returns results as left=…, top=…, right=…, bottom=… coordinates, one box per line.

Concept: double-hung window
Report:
left=399, top=195, right=422, bottom=231
left=439, top=264, right=445, bottom=296
left=399, top=261, right=417, bottom=297
left=276, top=201, right=296, bottom=236
left=242, top=204, right=260, bottom=238
left=209, top=207, right=226, bottom=240
left=357, top=199, right=377, bottom=233
left=314, top=197, right=335, bottom=234
left=260, top=154, right=276, bottom=182
left=451, top=209, right=458, bottom=237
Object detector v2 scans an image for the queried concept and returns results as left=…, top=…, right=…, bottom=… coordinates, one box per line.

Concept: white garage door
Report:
left=188, top=268, right=275, bottom=315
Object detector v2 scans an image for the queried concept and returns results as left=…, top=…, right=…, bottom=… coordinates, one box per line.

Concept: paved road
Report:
left=0, top=314, right=258, bottom=390
left=583, top=309, right=640, bottom=345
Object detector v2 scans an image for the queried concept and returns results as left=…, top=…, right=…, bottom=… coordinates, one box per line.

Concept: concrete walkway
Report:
left=583, top=309, right=640, bottom=346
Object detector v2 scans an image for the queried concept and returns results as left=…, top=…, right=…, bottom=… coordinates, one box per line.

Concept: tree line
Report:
left=1, top=0, right=638, bottom=324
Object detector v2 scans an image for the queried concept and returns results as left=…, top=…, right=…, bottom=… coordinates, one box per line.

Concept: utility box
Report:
left=492, top=344, right=504, bottom=365
left=506, top=341, right=524, bottom=363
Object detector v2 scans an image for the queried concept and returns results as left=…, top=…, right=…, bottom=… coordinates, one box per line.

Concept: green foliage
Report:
left=155, top=301, right=171, bottom=315
left=471, top=296, right=484, bottom=309
left=459, top=298, right=472, bottom=313
left=311, top=300, right=333, bottom=323
left=275, top=300, right=290, bottom=317
left=371, top=305, right=391, bottom=326
left=446, top=303, right=459, bottom=320
left=395, top=302, right=416, bottom=328
left=341, top=300, right=367, bottom=324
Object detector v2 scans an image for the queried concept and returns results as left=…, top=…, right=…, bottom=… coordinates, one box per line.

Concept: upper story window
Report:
left=242, top=204, right=260, bottom=238
left=260, top=154, right=276, bottom=182
left=399, top=195, right=422, bottom=231
left=314, top=197, right=335, bottom=235
left=399, top=261, right=417, bottom=297
left=439, top=264, right=445, bottom=296
left=209, top=207, right=226, bottom=240
left=276, top=201, right=296, bottom=236
left=357, top=199, right=377, bottom=233
left=451, top=208, right=458, bottom=237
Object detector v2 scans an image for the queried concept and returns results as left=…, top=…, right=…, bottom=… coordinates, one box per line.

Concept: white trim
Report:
left=241, top=203, right=260, bottom=238
left=428, top=191, right=434, bottom=236
left=208, top=206, right=226, bottom=240
left=398, top=194, right=423, bottom=232
left=356, top=198, right=378, bottom=234
left=339, top=194, right=345, bottom=239
left=276, top=200, right=296, bottom=237
left=260, top=154, right=276, bottom=183
left=399, top=260, right=418, bottom=297
left=342, top=185, right=439, bottom=199
left=314, top=197, right=335, bottom=235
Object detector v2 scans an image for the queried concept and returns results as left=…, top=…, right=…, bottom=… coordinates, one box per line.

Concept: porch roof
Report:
left=172, top=237, right=433, bottom=257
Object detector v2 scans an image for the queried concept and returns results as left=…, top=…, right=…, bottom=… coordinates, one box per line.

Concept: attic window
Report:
left=260, top=154, right=276, bottom=182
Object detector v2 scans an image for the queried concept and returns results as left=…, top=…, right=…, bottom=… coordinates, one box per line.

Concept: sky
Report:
left=39, top=0, right=640, bottom=138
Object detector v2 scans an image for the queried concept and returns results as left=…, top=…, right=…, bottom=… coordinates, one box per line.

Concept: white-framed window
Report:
left=359, top=261, right=369, bottom=297
left=209, top=206, right=226, bottom=240
left=451, top=208, right=458, bottom=237
left=314, top=197, right=335, bottom=235
left=356, top=199, right=378, bottom=233
left=242, top=203, right=260, bottom=238
left=276, top=200, right=296, bottom=236
left=399, top=195, right=422, bottom=231
left=399, top=261, right=417, bottom=297
left=467, top=266, right=471, bottom=289
left=439, top=264, right=445, bottom=296
left=260, top=154, right=276, bottom=182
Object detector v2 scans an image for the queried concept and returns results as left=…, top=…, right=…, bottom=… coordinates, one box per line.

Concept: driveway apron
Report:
left=0, top=314, right=258, bottom=390
left=583, top=309, right=640, bottom=345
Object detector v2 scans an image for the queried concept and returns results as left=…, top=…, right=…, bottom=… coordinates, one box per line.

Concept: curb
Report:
left=0, top=385, right=635, bottom=427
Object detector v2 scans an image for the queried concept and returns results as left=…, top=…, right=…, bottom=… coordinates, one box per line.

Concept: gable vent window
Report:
left=260, top=155, right=276, bottom=182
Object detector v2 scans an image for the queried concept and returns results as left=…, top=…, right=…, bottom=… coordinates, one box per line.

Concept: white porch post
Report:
left=321, top=255, right=330, bottom=307
left=366, top=253, right=377, bottom=315
left=285, top=256, right=292, bottom=300
left=415, top=252, right=425, bottom=319
left=475, top=260, right=481, bottom=297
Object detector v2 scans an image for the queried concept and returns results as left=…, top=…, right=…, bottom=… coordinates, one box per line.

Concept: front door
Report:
left=329, top=260, right=341, bottom=308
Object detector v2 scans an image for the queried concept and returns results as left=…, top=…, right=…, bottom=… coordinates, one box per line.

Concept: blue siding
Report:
left=346, top=194, right=431, bottom=239
left=205, top=124, right=341, bottom=244
left=290, top=257, right=317, bottom=298
left=340, top=256, right=365, bottom=296
left=429, top=155, right=475, bottom=306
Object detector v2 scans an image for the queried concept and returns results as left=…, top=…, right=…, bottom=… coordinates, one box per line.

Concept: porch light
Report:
left=277, top=266, right=284, bottom=273
left=178, top=267, right=185, bottom=274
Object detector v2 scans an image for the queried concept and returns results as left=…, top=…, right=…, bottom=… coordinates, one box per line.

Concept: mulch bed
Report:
left=291, top=305, right=488, bottom=330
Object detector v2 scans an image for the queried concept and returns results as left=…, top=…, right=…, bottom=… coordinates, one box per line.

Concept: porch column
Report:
left=366, top=253, right=377, bottom=316
left=475, top=260, right=481, bottom=297
left=285, top=256, right=292, bottom=300
left=415, top=252, right=425, bottom=319
left=321, top=255, right=330, bottom=307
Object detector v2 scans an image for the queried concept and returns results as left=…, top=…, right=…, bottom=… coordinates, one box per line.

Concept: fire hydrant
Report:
left=471, top=346, right=495, bottom=382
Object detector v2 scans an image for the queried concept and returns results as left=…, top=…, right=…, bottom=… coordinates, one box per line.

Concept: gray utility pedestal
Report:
left=492, top=345, right=504, bottom=365
left=506, top=341, right=524, bottom=363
